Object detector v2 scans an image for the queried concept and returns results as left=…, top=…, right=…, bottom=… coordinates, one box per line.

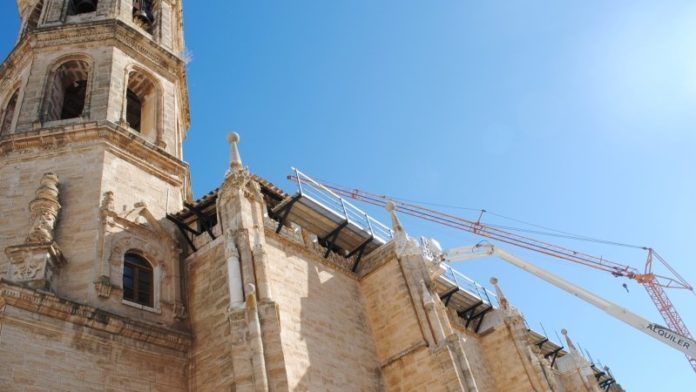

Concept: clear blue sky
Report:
left=3, top=1, right=696, bottom=389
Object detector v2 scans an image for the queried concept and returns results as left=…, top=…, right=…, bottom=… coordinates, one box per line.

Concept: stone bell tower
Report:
left=0, top=0, right=190, bottom=322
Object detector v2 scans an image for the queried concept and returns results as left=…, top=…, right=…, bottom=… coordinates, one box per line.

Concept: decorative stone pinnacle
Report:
left=228, top=132, right=243, bottom=169
left=562, top=329, right=579, bottom=353
left=490, top=276, right=510, bottom=310
left=385, top=201, right=404, bottom=233
left=26, top=173, right=61, bottom=244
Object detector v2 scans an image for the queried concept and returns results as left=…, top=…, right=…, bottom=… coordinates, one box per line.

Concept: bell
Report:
left=132, top=0, right=154, bottom=25
left=133, top=9, right=153, bottom=25
left=74, top=0, right=97, bottom=13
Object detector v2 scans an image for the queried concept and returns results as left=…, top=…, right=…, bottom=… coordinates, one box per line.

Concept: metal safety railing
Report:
left=440, top=263, right=498, bottom=308
left=291, top=168, right=394, bottom=243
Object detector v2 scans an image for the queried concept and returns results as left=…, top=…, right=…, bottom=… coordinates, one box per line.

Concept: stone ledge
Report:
left=264, top=226, right=359, bottom=280
left=0, top=121, right=189, bottom=187
left=358, top=241, right=396, bottom=279
left=0, top=280, right=192, bottom=352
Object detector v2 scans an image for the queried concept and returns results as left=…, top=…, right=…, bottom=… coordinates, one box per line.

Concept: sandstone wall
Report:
left=477, top=318, right=539, bottom=392
left=0, top=304, right=188, bottom=392
left=458, top=328, right=498, bottom=392
left=264, top=233, right=383, bottom=391
left=361, top=257, right=464, bottom=391
left=0, top=145, right=104, bottom=302
left=186, top=238, right=237, bottom=391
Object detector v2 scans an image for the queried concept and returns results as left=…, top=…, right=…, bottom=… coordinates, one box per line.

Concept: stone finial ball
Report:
left=489, top=277, right=498, bottom=285
left=227, top=132, right=240, bottom=144
left=386, top=201, right=396, bottom=212
left=561, top=329, right=568, bottom=335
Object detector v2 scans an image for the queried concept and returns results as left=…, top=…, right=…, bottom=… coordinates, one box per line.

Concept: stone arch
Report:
left=110, top=236, right=163, bottom=268
left=25, top=0, right=44, bottom=32
left=0, top=86, right=20, bottom=135
left=41, top=54, right=94, bottom=123
left=108, top=235, right=172, bottom=312
left=122, top=65, right=164, bottom=145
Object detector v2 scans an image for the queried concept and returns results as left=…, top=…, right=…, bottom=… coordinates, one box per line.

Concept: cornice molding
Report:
left=0, top=280, right=192, bottom=352
left=263, top=217, right=363, bottom=280
left=0, top=121, right=189, bottom=187
left=358, top=241, right=397, bottom=280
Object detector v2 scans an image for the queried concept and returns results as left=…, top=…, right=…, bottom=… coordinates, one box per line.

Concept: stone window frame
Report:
left=0, top=84, right=22, bottom=136
left=22, top=0, right=45, bottom=36
left=122, top=250, right=155, bottom=308
left=39, top=53, right=95, bottom=126
left=112, top=243, right=164, bottom=314
left=120, top=64, right=165, bottom=147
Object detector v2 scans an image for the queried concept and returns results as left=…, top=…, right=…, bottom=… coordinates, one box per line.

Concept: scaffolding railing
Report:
left=291, top=168, right=393, bottom=243
left=440, top=263, right=499, bottom=308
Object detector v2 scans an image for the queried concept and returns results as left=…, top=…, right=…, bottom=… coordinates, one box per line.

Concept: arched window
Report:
left=125, top=70, right=157, bottom=134
left=1, top=89, right=19, bottom=135
left=123, top=252, right=153, bottom=307
left=68, top=0, right=98, bottom=15
left=133, top=0, right=157, bottom=34
left=44, top=59, right=90, bottom=122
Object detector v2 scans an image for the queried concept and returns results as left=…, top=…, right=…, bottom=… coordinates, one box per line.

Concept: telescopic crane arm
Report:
left=444, top=244, right=696, bottom=359
left=289, top=174, right=696, bottom=372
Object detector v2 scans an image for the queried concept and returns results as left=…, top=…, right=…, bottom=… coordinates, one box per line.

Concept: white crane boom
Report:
left=444, top=244, right=696, bottom=358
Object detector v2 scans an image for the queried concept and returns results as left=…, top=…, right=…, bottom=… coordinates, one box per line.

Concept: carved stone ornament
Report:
left=220, top=132, right=252, bottom=195
left=94, top=275, right=113, bottom=298
left=224, top=166, right=252, bottom=193
left=386, top=202, right=429, bottom=259
left=174, top=302, right=188, bottom=320
left=25, top=173, right=61, bottom=245
left=101, top=191, right=115, bottom=212
left=245, top=179, right=265, bottom=203
left=4, top=173, right=66, bottom=290
left=5, top=243, right=66, bottom=290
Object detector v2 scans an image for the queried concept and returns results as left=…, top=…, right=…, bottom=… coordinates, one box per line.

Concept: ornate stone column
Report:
left=217, top=132, right=279, bottom=391
left=385, top=202, right=477, bottom=391
left=5, top=173, right=66, bottom=290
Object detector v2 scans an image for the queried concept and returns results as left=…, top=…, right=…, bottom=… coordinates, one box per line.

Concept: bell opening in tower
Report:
left=43, top=59, right=90, bottom=122
left=125, top=70, right=157, bottom=136
left=61, top=80, right=87, bottom=120
left=69, top=0, right=98, bottom=15
left=133, top=0, right=155, bottom=33
left=1, top=89, right=19, bottom=135
left=126, top=89, right=143, bottom=132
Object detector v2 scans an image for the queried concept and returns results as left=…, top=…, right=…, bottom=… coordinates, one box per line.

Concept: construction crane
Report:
left=290, top=176, right=696, bottom=373
left=444, top=243, right=696, bottom=360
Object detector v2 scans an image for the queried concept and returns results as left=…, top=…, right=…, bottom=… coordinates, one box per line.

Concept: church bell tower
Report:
left=0, top=0, right=190, bottom=324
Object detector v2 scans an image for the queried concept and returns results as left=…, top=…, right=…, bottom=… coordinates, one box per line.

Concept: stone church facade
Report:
left=0, top=1, right=624, bottom=391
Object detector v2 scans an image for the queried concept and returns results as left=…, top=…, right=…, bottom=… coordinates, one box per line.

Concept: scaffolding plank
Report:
left=271, top=192, right=388, bottom=259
